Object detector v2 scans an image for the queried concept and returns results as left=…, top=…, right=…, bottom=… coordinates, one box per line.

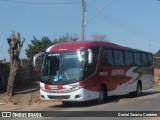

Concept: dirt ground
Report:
left=0, top=81, right=59, bottom=111
left=154, top=68, right=160, bottom=83
left=0, top=68, right=160, bottom=111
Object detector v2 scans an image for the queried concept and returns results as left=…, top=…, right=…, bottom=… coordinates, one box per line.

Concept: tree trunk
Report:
left=6, top=60, right=19, bottom=97
left=6, top=32, right=25, bottom=97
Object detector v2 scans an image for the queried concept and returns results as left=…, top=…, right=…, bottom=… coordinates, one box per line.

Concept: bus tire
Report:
left=96, top=86, right=107, bottom=104
left=130, top=82, right=142, bottom=97
left=135, top=82, right=142, bottom=97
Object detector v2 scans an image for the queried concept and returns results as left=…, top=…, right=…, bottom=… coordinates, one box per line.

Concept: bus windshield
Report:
left=41, top=50, right=86, bottom=84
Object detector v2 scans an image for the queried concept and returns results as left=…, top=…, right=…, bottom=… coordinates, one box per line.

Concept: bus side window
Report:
left=141, top=53, right=147, bottom=66
left=102, top=50, right=108, bottom=66
left=147, top=54, right=153, bottom=66
left=133, top=52, right=142, bottom=66
left=102, top=49, right=114, bottom=66
left=114, top=50, right=125, bottom=66
left=125, top=51, right=133, bottom=66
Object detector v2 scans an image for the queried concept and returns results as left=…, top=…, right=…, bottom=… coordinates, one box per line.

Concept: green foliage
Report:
left=25, top=33, right=79, bottom=60
left=154, top=50, right=160, bottom=68
left=155, top=50, right=160, bottom=57
left=25, top=36, right=53, bottom=60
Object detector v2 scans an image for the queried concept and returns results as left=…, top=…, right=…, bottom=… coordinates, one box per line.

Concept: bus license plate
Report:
left=55, top=98, right=62, bottom=102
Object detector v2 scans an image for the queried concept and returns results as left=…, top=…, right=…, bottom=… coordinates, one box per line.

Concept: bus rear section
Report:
left=100, top=48, right=154, bottom=97
left=33, top=41, right=154, bottom=103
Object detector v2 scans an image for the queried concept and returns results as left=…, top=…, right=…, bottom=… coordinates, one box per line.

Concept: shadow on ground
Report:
left=49, top=89, right=160, bottom=108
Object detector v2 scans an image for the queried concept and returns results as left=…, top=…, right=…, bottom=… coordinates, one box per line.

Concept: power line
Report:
left=69, top=0, right=159, bottom=42
left=82, top=0, right=113, bottom=40
left=0, top=0, right=75, bottom=5
left=68, top=0, right=82, bottom=9
left=87, top=4, right=159, bottom=42
left=85, top=0, right=113, bottom=26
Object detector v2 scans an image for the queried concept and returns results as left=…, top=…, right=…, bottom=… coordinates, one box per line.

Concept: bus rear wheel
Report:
left=96, top=86, right=107, bottom=104
left=135, top=82, right=142, bottom=97
left=130, top=82, right=142, bottom=97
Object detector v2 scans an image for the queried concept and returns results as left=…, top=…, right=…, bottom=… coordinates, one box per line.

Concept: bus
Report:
left=33, top=40, right=154, bottom=104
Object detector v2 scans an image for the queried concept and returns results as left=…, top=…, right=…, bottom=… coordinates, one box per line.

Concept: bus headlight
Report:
left=40, top=86, right=45, bottom=91
left=66, top=84, right=84, bottom=92
left=72, top=85, right=82, bottom=90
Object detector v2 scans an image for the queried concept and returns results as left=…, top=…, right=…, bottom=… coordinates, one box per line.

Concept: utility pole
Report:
left=81, top=0, right=112, bottom=40
left=81, top=0, right=85, bottom=40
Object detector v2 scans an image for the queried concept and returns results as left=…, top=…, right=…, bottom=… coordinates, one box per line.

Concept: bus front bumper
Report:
left=40, top=88, right=99, bottom=102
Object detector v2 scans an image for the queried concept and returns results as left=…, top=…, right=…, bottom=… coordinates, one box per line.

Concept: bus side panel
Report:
left=107, top=66, right=154, bottom=96
left=100, top=66, right=134, bottom=96
left=136, top=67, right=154, bottom=90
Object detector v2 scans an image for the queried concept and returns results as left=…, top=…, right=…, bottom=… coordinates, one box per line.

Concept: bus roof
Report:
left=48, top=40, right=152, bottom=54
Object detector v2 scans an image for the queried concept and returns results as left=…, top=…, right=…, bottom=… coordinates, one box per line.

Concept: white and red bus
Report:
left=33, top=40, right=154, bottom=104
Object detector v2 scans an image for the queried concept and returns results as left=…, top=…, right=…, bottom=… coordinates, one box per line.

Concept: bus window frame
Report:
left=113, top=49, right=125, bottom=66
left=101, top=48, right=114, bottom=66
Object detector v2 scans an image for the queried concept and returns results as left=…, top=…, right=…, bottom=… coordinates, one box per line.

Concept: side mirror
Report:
left=33, top=52, right=45, bottom=67
left=88, top=49, right=93, bottom=64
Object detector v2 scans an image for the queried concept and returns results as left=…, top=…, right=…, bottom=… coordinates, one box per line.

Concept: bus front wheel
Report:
left=96, top=86, right=107, bottom=104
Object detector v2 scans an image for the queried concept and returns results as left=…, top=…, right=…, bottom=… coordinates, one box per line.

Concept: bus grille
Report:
left=44, top=90, right=71, bottom=93
left=48, top=95, right=70, bottom=99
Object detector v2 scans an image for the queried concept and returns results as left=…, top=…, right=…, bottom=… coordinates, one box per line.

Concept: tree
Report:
left=25, top=36, right=53, bottom=60
left=26, top=33, right=79, bottom=60
left=92, top=33, right=109, bottom=41
left=155, top=50, right=160, bottom=57
left=53, top=33, right=78, bottom=44
left=7, top=32, right=25, bottom=97
left=154, top=50, right=160, bottom=68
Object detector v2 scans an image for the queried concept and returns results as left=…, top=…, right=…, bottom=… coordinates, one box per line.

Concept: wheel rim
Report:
left=137, top=84, right=141, bottom=96
left=99, top=88, right=104, bottom=103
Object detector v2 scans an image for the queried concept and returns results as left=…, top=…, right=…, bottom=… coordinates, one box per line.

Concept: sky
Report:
left=0, top=0, right=160, bottom=61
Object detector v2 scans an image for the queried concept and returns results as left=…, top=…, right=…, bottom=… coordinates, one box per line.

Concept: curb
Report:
left=0, top=100, right=7, bottom=105
left=0, top=103, right=6, bottom=105
left=14, top=88, right=38, bottom=94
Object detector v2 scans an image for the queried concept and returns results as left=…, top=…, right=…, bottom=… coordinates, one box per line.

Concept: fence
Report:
left=0, top=63, right=9, bottom=89
left=0, top=60, right=40, bottom=90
